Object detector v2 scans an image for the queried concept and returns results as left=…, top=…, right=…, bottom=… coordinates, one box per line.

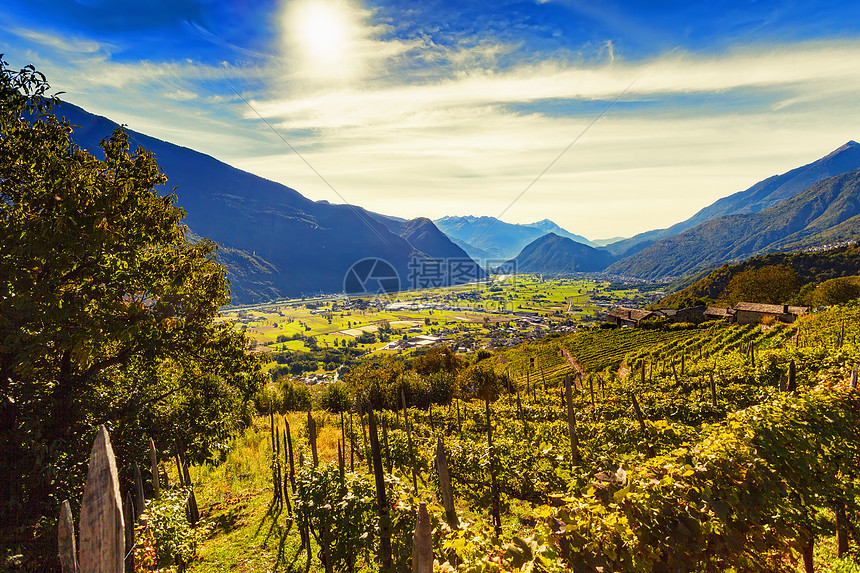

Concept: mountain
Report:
left=372, top=215, right=486, bottom=280
left=56, top=102, right=481, bottom=303
left=607, top=141, right=860, bottom=256
left=498, top=233, right=616, bottom=274
left=606, top=169, right=860, bottom=279
left=526, top=219, right=595, bottom=246
left=434, top=215, right=592, bottom=261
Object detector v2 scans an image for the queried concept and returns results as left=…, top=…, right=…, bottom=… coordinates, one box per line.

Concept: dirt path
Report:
left=560, top=347, right=586, bottom=376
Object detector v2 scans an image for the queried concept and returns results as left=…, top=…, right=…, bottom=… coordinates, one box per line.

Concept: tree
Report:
left=0, top=57, right=264, bottom=531
left=806, top=276, right=860, bottom=306
left=722, top=265, right=801, bottom=305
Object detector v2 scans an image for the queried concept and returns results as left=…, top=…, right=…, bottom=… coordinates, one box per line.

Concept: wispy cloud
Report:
left=3, top=6, right=860, bottom=239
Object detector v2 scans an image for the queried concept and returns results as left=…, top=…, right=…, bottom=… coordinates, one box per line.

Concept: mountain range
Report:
left=55, top=101, right=860, bottom=297
left=606, top=141, right=860, bottom=257
left=57, top=102, right=482, bottom=304
left=498, top=233, right=616, bottom=274
left=434, top=215, right=594, bottom=261
left=606, top=168, right=860, bottom=278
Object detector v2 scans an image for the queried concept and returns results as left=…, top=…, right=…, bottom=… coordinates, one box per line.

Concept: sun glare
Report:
left=285, top=0, right=358, bottom=78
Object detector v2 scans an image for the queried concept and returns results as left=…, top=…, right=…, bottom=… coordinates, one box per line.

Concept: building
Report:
left=606, top=307, right=660, bottom=328
left=732, top=302, right=807, bottom=325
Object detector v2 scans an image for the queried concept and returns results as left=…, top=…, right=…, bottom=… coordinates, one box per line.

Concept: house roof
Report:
left=704, top=306, right=734, bottom=317
left=733, top=302, right=808, bottom=315
left=607, top=307, right=657, bottom=322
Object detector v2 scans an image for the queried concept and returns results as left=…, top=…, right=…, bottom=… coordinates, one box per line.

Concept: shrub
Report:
left=319, top=381, right=352, bottom=413
left=280, top=377, right=312, bottom=411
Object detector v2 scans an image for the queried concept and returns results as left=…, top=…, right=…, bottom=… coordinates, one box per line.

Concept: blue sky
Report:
left=3, top=0, right=860, bottom=238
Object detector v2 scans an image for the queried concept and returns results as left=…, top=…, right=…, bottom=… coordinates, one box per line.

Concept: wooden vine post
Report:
left=133, top=462, right=145, bottom=520
left=851, top=364, right=858, bottom=390
left=123, top=491, right=134, bottom=573
left=709, top=371, right=718, bottom=407
left=485, top=395, right=502, bottom=535
left=564, top=374, right=580, bottom=466
left=435, top=437, right=459, bottom=528
left=285, top=419, right=296, bottom=494
left=58, top=500, right=78, bottom=573
left=401, top=390, right=418, bottom=493
left=382, top=414, right=393, bottom=474
left=787, top=360, right=797, bottom=392
left=411, top=502, right=433, bottom=573
left=307, top=411, right=319, bottom=467
left=79, top=425, right=124, bottom=573
left=148, top=437, right=159, bottom=500
left=588, top=375, right=597, bottom=421
left=368, top=407, right=394, bottom=572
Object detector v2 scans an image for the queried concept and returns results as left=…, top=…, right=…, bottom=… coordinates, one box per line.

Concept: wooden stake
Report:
left=435, top=438, right=459, bottom=528
left=308, top=411, right=319, bottom=467
left=286, top=420, right=296, bottom=494
left=411, top=502, right=433, bottom=573
left=401, top=390, right=418, bottom=493
left=564, top=374, right=580, bottom=466
left=787, top=360, right=797, bottom=392
left=133, top=463, right=144, bottom=520
left=58, top=500, right=79, bottom=573
left=79, top=426, right=124, bottom=573
left=368, top=408, right=393, bottom=572
left=148, top=437, right=159, bottom=500
left=485, top=396, right=502, bottom=535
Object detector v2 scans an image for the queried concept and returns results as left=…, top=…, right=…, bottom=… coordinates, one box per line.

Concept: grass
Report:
left=185, top=412, right=344, bottom=573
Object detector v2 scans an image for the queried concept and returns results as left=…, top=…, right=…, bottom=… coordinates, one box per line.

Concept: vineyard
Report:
left=182, top=303, right=860, bottom=572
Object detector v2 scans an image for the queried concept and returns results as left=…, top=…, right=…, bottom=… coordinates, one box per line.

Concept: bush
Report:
left=254, top=382, right=283, bottom=414
left=136, top=488, right=204, bottom=568
left=280, top=377, right=312, bottom=412
left=319, top=381, right=352, bottom=412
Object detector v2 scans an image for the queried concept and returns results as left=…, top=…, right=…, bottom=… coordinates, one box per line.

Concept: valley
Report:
left=224, top=275, right=666, bottom=382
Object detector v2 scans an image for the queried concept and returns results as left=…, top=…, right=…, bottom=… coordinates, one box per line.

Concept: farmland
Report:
left=177, top=301, right=860, bottom=572
left=221, top=275, right=664, bottom=379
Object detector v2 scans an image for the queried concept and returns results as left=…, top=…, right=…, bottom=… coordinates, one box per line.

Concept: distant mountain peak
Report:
left=823, top=140, right=860, bottom=160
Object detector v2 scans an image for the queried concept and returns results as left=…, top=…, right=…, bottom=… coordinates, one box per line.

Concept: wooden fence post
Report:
left=286, top=420, right=296, bottom=494
left=148, top=437, right=159, bottom=500
left=308, top=411, right=319, bottom=467
left=79, top=425, right=125, bottom=573
left=564, top=373, right=580, bottom=466
left=709, top=371, right=718, bottom=407
left=368, top=407, right=393, bottom=572
left=787, top=360, right=797, bottom=392
left=402, top=390, right=418, bottom=493
left=58, top=500, right=79, bottom=573
left=485, top=396, right=502, bottom=536
left=588, top=376, right=597, bottom=421
left=133, top=463, right=145, bottom=520
left=851, top=364, right=858, bottom=390
left=123, top=491, right=134, bottom=573
left=411, top=502, right=433, bottom=573
left=435, top=437, right=458, bottom=528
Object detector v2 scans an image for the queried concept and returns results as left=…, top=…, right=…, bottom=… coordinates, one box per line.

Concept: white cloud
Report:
left=4, top=15, right=860, bottom=239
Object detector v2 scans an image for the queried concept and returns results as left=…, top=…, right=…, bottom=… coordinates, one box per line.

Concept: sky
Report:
left=3, top=0, right=860, bottom=240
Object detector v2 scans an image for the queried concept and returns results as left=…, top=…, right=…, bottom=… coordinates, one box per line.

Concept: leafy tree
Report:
left=413, top=345, right=464, bottom=376
left=722, top=264, right=801, bottom=305
left=279, top=377, right=312, bottom=411
left=805, top=276, right=860, bottom=306
left=319, top=381, right=352, bottom=413
left=0, top=57, right=264, bottom=530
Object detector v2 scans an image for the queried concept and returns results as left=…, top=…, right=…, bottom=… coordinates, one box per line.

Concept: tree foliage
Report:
left=0, top=57, right=265, bottom=529
left=722, top=264, right=801, bottom=305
